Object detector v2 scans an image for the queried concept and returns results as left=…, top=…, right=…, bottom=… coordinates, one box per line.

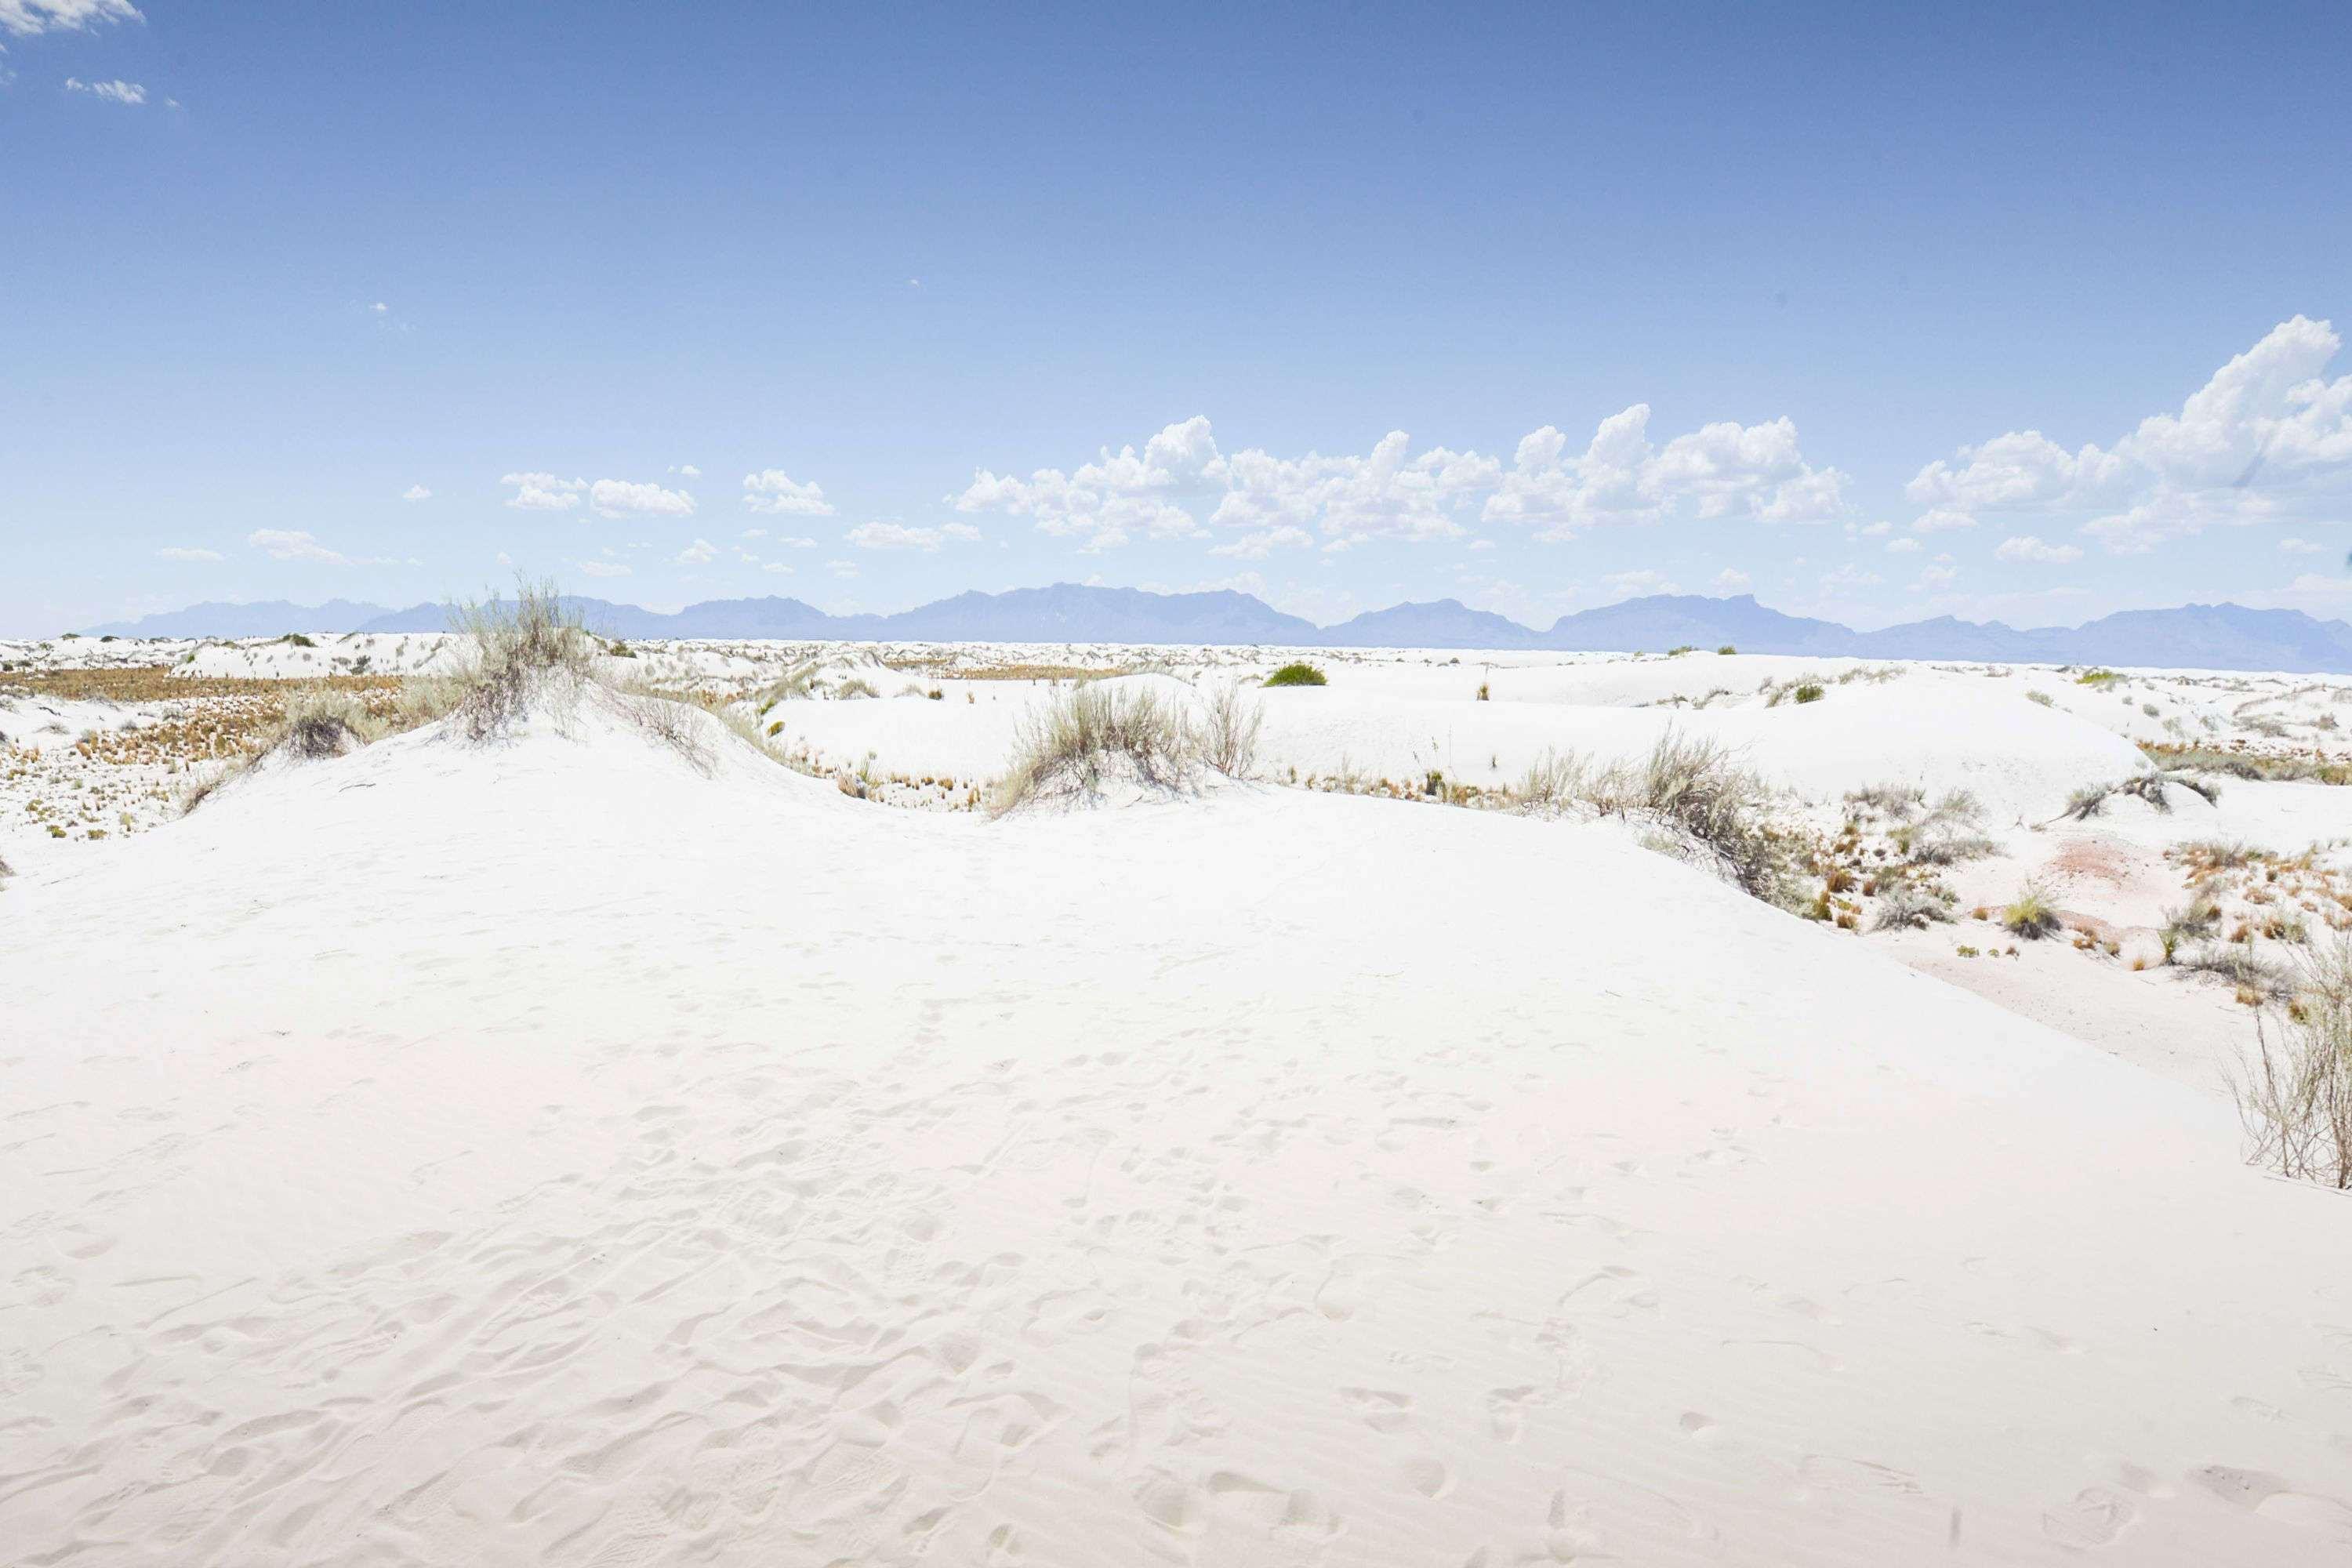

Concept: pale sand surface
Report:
left=5, top=695, right=2352, bottom=1564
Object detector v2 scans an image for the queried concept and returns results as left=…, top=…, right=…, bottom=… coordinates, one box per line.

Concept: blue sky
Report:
left=5, top=0, right=2350, bottom=636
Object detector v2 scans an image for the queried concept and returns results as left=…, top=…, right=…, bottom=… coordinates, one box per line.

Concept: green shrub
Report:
left=2001, top=883, right=2061, bottom=939
left=1793, top=683, right=1824, bottom=704
left=1716, top=644, right=1736, bottom=655
left=1263, top=662, right=1327, bottom=688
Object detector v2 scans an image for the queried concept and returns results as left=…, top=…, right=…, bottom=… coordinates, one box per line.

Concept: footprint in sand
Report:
left=2042, top=1486, right=2141, bottom=1548
left=1338, top=1386, right=1414, bottom=1434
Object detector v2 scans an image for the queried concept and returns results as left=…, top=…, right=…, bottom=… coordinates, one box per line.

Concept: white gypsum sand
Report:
left=4, top=665, right=2352, bottom=1566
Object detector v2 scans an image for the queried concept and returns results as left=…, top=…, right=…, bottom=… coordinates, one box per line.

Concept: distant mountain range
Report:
left=76, top=586, right=2352, bottom=673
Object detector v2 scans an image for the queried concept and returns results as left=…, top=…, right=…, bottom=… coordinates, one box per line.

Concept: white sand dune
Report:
left=5, top=698, right=2351, bottom=1565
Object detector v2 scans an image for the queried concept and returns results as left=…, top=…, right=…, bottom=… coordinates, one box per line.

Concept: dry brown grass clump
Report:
left=2233, top=937, right=2352, bottom=1188
left=441, top=579, right=597, bottom=741
left=1515, top=731, right=1792, bottom=904
left=994, top=684, right=1193, bottom=811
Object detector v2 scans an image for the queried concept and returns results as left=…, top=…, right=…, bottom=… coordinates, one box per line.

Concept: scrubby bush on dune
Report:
left=1844, top=781, right=1926, bottom=822
left=2183, top=941, right=2291, bottom=1004
left=2141, top=742, right=2352, bottom=786
left=277, top=688, right=382, bottom=757
left=1263, top=662, right=1327, bottom=688
left=1792, top=683, right=1824, bottom=704
left=2062, top=783, right=2109, bottom=820
left=441, top=579, right=597, bottom=742
left=2001, top=882, right=2061, bottom=939
left=1198, top=681, right=1264, bottom=778
left=2234, top=937, right=2352, bottom=1189
left=2159, top=894, right=2221, bottom=962
left=1872, top=882, right=1957, bottom=931
left=993, top=684, right=1199, bottom=811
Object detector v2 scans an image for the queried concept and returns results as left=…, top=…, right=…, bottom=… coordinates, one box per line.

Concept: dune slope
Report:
left=3, top=704, right=2350, bottom=1566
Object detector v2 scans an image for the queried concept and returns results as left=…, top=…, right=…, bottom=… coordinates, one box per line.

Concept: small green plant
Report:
left=2001, top=882, right=2061, bottom=940
left=1716, top=644, right=1736, bottom=655
left=1792, top=683, right=1824, bottom=704
left=281, top=633, right=317, bottom=648
left=2025, top=689, right=2053, bottom=707
left=1264, top=662, right=1327, bottom=687
left=1475, top=681, right=1490, bottom=701
left=1667, top=644, right=1695, bottom=656
left=1956, top=944, right=1980, bottom=957
left=2076, top=668, right=2120, bottom=688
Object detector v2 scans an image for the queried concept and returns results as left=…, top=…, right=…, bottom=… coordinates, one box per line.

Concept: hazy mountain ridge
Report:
left=75, top=587, right=2352, bottom=673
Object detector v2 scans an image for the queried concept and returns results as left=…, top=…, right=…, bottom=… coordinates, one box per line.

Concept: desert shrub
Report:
left=1517, top=749, right=1593, bottom=811
left=994, top=684, right=1197, bottom=811
left=276, top=688, right=381, bottom=757
left=1846, top=781, right=1926, bottom=822
left=1667, top=644, right=1694, bottom=656
left=1716, top=644, right=1736, bottom=655
left=2177, top=838, right=2263, bottom=876
left=1620, top=731, right=1791, bottom=902
left=2180, top=942, right=2292, bottom=1002
left=2001, top=882, right=2061, bottom=939
left=1873, top=883, right=1957, bottom=931
left=1475, top=681, right=1490, bottom=701
left=2232, top=938, right=2352, bottom=1188
left=1199, top=682, right=1264, bottom=777
left=2117, top=772, right=2173, bottom=813
left=2062, top=783, right=2109, bottom=820
left=1263, top=662, right=1327, bottom=688
left=2141, top=742, right=2352, bottom=786
left=2159, top=894, right=2221, bottom=961
left=1792, top=683, right=1824, bottom=704
left=837, top=677, right=879, bottom=699
left=2076, top=668, right=2120, bottom=688
left=2025, top=689, right=2054, bottom=706
left=281, top=633, right=318, bottom=648
left=444, top=579, right=594, bottom=742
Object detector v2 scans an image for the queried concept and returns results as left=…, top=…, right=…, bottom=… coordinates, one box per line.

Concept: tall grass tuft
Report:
left=2232, top=937, right=2352, bottom=1188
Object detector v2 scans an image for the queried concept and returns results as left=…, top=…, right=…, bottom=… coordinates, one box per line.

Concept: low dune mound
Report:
left=5, top=658, right=2352, bottom=1566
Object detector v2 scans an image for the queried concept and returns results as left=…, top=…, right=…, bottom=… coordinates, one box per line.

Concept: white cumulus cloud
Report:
left=673, top=538, right=718, bottom=565
left=590, top=477, right=695, bottom=519
left=742, top=469, right=835, bottom=516
left=502, top=472, right=585, bottom=511
left=1483, top=406, right=1846, bottom=537
left=577, top=559, right=632, bottom=578
left=954, top=416, right=1504, bottom=553
left=401, top=484, right=431, bottom=501
left=1994, top=535, right=2085, bottom=564
left=1910, top=317, right=2352, bottom=554
left=844, top=521, right=981, bottom=552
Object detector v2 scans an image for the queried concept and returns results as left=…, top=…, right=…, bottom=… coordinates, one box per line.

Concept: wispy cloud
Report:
left=2, top=1, right=140, bottom=38
left=844, top=521, right=980, bottom=551
left=64, top=75, right=143, bottom=104
left=154, top=546, right=221, bottom=562
left=246, top=528, right=400, bottom=566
